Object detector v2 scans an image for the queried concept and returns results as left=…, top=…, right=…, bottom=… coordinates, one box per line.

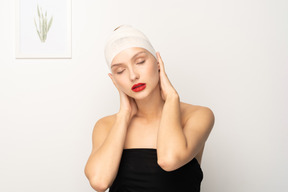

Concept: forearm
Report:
left=157, top=93, right=187, bottom=162
left=85, top=112, right=129, bottom=189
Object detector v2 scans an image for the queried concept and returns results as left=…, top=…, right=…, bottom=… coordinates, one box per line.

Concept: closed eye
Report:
left=117, top=69, right=125, bottom=74
left=137, top=60, right=145, bottom=64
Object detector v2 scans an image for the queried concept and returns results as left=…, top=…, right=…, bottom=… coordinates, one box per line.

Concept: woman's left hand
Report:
left=156, top=52, right=179, bottom=101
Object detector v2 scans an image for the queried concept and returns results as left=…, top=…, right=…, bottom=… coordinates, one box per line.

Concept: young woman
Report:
left=84, top=25, right=215, bottom=192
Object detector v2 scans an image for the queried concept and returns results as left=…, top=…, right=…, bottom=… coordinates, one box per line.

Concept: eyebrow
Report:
left=111, top=51, right=147, bottom=69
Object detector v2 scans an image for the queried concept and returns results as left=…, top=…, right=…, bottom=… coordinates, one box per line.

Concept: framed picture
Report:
left=15, top=0, right=72, bottom=59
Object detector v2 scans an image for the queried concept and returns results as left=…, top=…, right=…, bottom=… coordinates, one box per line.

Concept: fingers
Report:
left=156, top=52, right=165, bottom=73
left=108, top=73, right=128, bottom=99
left=108, top=73, right=118, bottom=88
left=108, top=73, right=114, bottom=83
left=109, top=73, right=126, bottom=98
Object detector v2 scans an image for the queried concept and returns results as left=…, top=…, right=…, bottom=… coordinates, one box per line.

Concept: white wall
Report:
left=0, top=0, right=287, bottom=191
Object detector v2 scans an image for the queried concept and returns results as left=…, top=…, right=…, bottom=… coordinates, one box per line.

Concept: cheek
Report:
left=114, top=77, right=125, bottom=88
left=114, top=76, right=132, bottom=94
left=147, top=64, right=160, bottom=84
left=146, top=60, right=158, bottom=74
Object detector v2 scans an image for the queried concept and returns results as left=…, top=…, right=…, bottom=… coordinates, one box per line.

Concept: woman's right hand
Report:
left=108, top=73, right=138, bottom=121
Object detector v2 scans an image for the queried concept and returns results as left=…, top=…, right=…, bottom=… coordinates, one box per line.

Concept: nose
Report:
left=129, top=67, right=139, bottom=82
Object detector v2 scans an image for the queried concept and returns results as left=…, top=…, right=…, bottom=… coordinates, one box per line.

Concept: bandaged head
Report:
left=104, top=25, right=157, bottom=71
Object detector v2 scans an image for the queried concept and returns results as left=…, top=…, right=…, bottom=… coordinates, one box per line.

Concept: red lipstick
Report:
left=131, top=83, right=146, bottom=92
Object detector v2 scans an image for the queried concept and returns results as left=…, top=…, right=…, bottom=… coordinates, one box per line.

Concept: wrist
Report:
left=117, top=111, right=131, bottom=122
left=166, top=91, right=179, bottom=101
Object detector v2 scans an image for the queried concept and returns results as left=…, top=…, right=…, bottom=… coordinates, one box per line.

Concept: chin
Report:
left=132, top=88, right=157, bottom=101
left=127, top=88, right=148, bottom=100
left=129, top=92, right=147, bottom=100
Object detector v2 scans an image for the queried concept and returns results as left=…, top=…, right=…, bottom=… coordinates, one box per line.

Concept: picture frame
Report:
left=15, top=0, right=72, bottom=59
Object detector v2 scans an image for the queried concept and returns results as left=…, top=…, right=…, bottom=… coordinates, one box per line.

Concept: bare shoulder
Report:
left=180, top=102, right=215, bottom=127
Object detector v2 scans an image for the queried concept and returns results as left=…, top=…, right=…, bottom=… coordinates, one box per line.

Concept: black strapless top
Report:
left=109, top=148, right=203, bottom=192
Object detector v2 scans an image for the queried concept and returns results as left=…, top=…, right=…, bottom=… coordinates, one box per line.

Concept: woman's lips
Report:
left=131, top=83, right=146, bottom=92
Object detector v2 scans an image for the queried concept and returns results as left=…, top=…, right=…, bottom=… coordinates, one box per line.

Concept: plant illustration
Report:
left=34, top=4, right=53, bottom=43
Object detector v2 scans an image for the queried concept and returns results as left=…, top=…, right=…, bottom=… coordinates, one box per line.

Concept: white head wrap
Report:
left=104, top=25, right=157, bottom=71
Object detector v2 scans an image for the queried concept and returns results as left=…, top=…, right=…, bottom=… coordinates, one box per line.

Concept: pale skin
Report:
left=84, top=47, right=215, bottom=192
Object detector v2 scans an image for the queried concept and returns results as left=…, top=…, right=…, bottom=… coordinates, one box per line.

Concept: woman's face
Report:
left=110, top=47, right=160, bottom=100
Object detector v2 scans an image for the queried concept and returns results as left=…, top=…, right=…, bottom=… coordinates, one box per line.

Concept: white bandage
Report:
left=104, top=25, right=156, bottom=71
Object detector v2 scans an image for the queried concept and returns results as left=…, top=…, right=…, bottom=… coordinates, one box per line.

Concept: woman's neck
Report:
left=134, top=84, right=165, bottom=122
